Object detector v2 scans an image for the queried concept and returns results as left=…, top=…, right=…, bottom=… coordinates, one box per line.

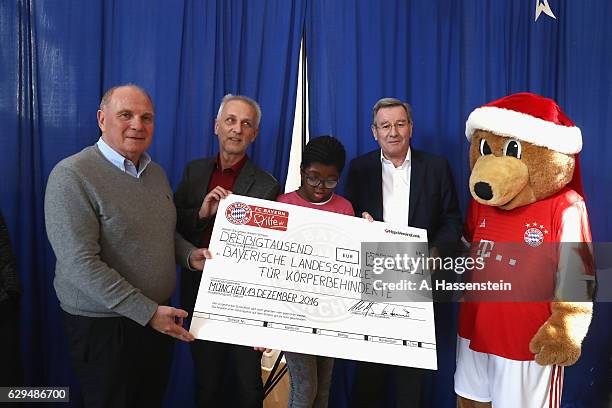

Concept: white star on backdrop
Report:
left=535, top=0, right=556, bottom=22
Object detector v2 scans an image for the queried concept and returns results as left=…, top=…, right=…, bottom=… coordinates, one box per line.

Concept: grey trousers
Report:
left=285, top=352, right=335, bottom=408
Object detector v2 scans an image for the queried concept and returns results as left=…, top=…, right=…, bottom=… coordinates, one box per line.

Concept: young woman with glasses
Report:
left=276, top=136, right=354, bottom=407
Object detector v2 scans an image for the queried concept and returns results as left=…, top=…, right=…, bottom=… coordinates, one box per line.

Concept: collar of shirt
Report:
left=206, top=154, right=248, bottom=195
left=97, top=137, right=151, bottom=178
left=300, top=192, right=334, bottom=206
left=214, top=153, right=248, bottom=174
left=380, top=148, right=411, bottom=183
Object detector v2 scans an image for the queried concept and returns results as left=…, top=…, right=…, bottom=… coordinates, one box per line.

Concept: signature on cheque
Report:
left=348, top=300, right=414, bottom=319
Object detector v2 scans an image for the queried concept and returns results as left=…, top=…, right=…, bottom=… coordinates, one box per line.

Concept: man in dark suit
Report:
left=175, top=94, right=279, bottom=408
left=345, top=97, right=462, bottom=407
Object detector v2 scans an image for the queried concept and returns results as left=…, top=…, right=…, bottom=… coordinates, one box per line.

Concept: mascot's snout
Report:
left=469, top=154, right=529, bottom=206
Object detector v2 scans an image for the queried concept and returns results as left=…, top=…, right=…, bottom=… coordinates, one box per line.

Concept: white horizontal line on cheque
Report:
left=192, top=312, right=435, bottom=348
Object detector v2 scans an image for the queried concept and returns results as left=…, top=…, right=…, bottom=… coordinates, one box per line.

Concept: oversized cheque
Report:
left=190, top=194, right=437, bottom=369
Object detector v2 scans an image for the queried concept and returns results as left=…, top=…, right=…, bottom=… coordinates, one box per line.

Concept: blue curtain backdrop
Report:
left=1, top=0, right=611, bottom=407
left=306, top=1, right=612, bottom=407
left=0, top=0, right=306, bottom=406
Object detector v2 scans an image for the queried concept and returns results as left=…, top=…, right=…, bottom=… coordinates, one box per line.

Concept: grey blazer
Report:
left=174, top=156, right=280, bottom=246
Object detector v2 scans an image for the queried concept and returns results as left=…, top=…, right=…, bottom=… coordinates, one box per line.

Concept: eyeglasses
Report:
left=375, top=121, right=409, bottom=134
left=302, top=171, right=338, bottom=189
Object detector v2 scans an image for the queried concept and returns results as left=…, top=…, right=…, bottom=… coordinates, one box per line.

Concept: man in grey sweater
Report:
left=44, top=84, right=209, bottom=408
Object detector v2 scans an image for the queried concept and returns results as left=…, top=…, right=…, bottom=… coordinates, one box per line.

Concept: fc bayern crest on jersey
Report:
left=523, top=222, right=547, bottom=247
left=225, top=202, right=253, bottom=225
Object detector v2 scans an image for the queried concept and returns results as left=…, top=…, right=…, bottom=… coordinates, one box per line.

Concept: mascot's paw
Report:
left=528, top=325, right=581, bottom=366
left=528, top=302, right=592, bottom=366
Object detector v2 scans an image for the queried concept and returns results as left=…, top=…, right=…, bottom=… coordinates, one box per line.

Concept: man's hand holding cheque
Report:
left=188, top=248, right=213, bottom=272
left=198, top=186, right=232, bottom=220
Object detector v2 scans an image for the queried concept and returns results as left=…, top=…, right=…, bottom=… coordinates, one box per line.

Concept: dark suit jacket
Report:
left=174, top=156, right=279, bottom=311
left=344, top=148, right=463, bottom=407
left=174, top=156, right=280, bottom=247
left=344, top=148, right=462, bottom=250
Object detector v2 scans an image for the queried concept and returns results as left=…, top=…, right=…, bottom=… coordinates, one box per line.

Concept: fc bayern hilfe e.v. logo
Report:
left=225, top=202, right=289, bottom=231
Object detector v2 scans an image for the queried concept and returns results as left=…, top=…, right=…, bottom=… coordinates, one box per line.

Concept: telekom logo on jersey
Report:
left=476, top=239, right=518, bottom=268
left=477, top=240, right=495, bottom=259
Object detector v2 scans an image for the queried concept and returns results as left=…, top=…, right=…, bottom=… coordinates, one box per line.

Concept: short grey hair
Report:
left=99, top=83, right=154, bottom=111
left=216, top=94, right=262, bottom=128
left=371, top=97, right=412, bottom=126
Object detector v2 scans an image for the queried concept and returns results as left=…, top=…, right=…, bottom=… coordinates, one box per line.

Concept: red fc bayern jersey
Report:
left=458, top=187, right=592, bottom=360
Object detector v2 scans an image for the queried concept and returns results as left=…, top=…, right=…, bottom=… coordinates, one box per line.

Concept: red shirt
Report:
left=276, top=191, right=355, bottom=216
left=208, top=154, right=247, bottom=192
left=199, top=155, right=247, bottom=247
left=458, top=187, right=592, bottom=360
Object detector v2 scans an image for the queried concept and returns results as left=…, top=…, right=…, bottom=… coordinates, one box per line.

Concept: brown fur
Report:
left=469, top=154, right=530, bottom=207
left=459, top=128, right=592, bottom=406
left=457, top=396, right=491, bottom=408
left=528, top=302, right=593, bottom=366
left=469, top=131, right=575, bottom=209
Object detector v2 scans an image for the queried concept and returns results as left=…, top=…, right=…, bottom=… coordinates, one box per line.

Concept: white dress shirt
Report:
left=381, top=148, right=411, bottom=226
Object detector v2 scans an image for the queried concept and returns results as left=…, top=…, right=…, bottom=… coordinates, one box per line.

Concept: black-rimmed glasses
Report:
left=302, top=171, right=338, bottom=189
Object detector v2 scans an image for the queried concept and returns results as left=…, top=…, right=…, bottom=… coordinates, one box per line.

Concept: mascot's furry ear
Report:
left=465, top=92, right=585, bottom=198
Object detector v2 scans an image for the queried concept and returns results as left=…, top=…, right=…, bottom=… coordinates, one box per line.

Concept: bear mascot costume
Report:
left=454, top=93, right=594, bottom=408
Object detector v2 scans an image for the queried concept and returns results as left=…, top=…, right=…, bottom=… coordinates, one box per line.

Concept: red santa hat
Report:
left=465, top=92, right=582, bottom=154
left=465, top=92, right=585, bottom=198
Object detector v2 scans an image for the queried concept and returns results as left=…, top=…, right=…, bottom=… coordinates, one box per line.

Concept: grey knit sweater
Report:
left=45, top=146, right=193, bottom=326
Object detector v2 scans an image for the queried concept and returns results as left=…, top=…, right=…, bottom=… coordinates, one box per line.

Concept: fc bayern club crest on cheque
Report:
left=226, top=202, right=253, bottom=225
left=523, top=222, right=548, bottom=247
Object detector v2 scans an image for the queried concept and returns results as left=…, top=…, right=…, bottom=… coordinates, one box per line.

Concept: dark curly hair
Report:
left=301, top=136, right=347, bottom=173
